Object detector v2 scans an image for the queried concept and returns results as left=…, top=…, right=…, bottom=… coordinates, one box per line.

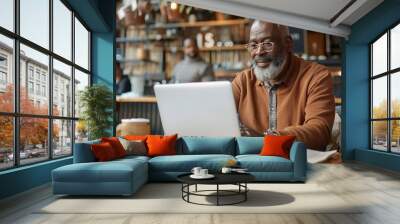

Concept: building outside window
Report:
left=371, top=22, right=400, bottom=154
left=35, top=83, right=40, bottom=95
left=0, top=71, right=6, bottom=84
left=0, top=54, right=7, bottom=89
left=28, top=81, right=34, bottom=94
left=0, top=54, right=7, bottom=67
left=41, top=85, right=46, bottom=97
left=0, top=0, right=91, bottom=170
left=35, top=70, right=40, bottom=81
left=28, top=66, right=34, bottom=80
left=41, top=73, right=46, bottom=83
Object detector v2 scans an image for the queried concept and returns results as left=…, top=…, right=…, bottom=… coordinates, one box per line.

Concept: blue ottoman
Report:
left=52, top=156, right=148, bottom=196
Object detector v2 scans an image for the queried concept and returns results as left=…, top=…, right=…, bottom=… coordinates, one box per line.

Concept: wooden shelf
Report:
left=167, top=45, right=246, bottom=53
left=116, top=96, right=157, bottom=103
left=199, top=45, right=246, bottom=51
left=133, top=19, right=250, bottom=29
left=116, top=36, right=176, bottom=43
left=117, top=59, right=159, bottom=64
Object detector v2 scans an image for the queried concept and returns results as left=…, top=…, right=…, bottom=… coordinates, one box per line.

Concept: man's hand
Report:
left=264, top=129, right=280, bottom=136
left=239, top=122, right=251, bottom=136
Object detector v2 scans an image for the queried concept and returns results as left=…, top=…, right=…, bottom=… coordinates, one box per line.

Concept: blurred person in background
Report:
left=170, top=37, right=214, bottom=83
left=116, top=62, right=131, bottom=95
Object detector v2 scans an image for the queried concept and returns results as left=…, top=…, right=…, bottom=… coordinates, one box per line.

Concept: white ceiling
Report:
left=227, top=0, right=352, bottom=22
left=173, top=0, right=384, bottom=38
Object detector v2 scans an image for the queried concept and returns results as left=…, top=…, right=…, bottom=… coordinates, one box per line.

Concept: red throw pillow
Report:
left=124, top=135, right=147, bottom=141
left=91, top=142, right=117, bottom=162
left=146, top=134, right=178, bottom=157
left=101, top=137, right=126, bottom=158
left=260, top=135, right=296, bottom=159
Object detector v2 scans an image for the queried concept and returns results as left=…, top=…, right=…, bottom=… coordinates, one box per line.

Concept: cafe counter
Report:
left=116, top=96, right=163, bottom=134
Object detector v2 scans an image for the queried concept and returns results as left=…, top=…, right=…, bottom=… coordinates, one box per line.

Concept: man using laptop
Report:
left=232, top=20, right=335, bottom=150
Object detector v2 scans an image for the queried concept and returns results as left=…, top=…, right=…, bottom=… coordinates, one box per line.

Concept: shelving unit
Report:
left=133, top=19, right=250, bottom=29
left=117, top=8, right=342, bottom=103
left=118, top=17, right=252, bottom=85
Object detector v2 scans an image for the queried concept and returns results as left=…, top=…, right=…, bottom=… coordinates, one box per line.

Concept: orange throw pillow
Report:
left=146, top=134, right=178, bottom=157
left=124, top=135, right=147, bottom=141
left=101, top=137, right=126, bottom=158
left=260, top=135, right=296, bottom=159
left=91, top=142, right=117, bottom=162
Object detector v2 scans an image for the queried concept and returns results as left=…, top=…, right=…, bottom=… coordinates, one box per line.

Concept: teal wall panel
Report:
left=344, top=0, right=400, bottom=171
left=0, top=158, right=72, bottom=199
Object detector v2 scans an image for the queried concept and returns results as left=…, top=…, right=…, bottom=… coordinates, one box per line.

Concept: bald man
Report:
left=170, top=38, right=214, bottom=83
left=232, top=21, right=335, bottom=150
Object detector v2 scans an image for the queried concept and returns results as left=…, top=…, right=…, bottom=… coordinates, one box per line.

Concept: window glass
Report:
left=0, top=116, right=13, bottom=170
left=53, top=119, right=72, bottom=158
left=391, top=120, right=400, bottom=153
left=20, top=117, right=49, bottom=165
left=372, top=121, right=388, bottom=151
left=20, top=44, right=49, bottom=115
left=0, top=35, right=14, bottom=113
left=75, top=120, right=88, bottom=143
left=0, top=0, right=14, bottom=31
left=372, top=76, right=387, bottom=119
left=74, top=69, right=89, bottom=118
left=53, top=59, right=72, bottom=117
left=391, top=24, right=400, bottom=70
left=20, top=0, right=49, bottom=49
left=53, top=0, right=72, bottom=60
left=74, top=18, right=89, bottom=70
left=391, top=72, right=400, bottom=118
left=372, top=33, right=387, bottom=76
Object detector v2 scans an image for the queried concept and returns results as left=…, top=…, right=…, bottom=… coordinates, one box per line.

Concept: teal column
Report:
left=91, top=31, right=116, bottom=135
left=91, top=0, right=116, bottom=136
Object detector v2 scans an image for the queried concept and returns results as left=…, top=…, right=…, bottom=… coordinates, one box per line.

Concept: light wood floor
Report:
left=1, top=162, right=400, bottom=224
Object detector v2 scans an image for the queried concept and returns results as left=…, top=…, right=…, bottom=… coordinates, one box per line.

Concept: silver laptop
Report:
left=154, top=81, right=241, bottom=137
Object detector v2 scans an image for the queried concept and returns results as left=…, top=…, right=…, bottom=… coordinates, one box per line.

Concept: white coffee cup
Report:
left=221, top=167, right=232, bottom=174
left=191, top=167, right=202, bottom=176
left=200, top=169, right=208, bottom=176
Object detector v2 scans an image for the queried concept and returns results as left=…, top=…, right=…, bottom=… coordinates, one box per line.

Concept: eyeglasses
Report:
left=245, top=41, right=274, bottom=53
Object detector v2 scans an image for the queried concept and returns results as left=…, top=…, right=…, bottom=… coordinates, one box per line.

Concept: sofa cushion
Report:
left=147, top=134, right=178, bottom=157
left=91, top=142, right=118, bottom=161
left=236, top=137, right=264, bottom=155
left=115, top=155, right=150, bottom=163
left=124, top=135, right=147, bottom=141
left=236, top=155, right=293, bottom=172
left=73, top=139, right=100, bottom=163
left=178, top=137, right=236, bottom=155
left=149, top=154, right=235, bottom=172
left=101, top=137, right=127, bottom=158
left=53, top=159, right=147, bottom=183
left=119, top=138, right=147, bottom=156
left=260, top=135, right=296, bottom=159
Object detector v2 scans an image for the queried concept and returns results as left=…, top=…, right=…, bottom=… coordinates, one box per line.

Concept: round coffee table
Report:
left=177, top=173, right=255, bottom=206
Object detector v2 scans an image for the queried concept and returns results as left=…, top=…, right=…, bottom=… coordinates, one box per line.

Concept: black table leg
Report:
left=187, top=184, right=190, bottom=202
left=195, top=184, right=198, bottom=192
left=245, top=183, right=247, bottom=201
left=217, top=184, right=219, bottom=206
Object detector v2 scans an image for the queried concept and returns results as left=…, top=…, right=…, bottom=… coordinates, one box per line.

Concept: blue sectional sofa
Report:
left=52, top=137, right=307, bottom=196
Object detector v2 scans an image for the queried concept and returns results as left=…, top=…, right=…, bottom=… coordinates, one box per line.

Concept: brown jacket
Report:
left=232, top=55, right=335, bottom=150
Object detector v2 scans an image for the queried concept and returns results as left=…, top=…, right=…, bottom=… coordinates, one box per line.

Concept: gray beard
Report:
left=253, top=56, right=286, bottom=82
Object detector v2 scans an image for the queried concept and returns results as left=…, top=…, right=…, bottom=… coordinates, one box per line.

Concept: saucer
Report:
left=190, top=174, right=215, bottom=179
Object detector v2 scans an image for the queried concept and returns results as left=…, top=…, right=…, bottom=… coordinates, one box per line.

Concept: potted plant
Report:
left=79, top=84, right=113, bottom=140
